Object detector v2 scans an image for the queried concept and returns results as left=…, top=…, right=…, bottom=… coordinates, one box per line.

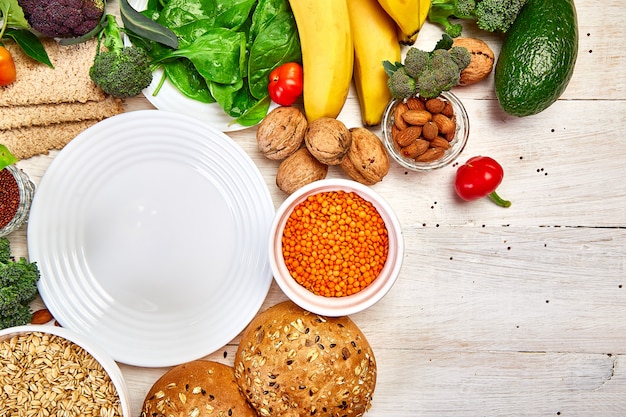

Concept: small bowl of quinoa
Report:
left=269, top=178, right=403, bottom=316
left=0, top=325, right=131, bottom=417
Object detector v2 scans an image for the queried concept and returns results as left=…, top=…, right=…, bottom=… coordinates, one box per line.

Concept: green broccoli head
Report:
left=89, top=15, right=153, bottom=98
left=90, top=47, right=153, bottom=98
left=0, top=238, right=11, bottom=264
left=449, top=46, right=471, bottom=71
left=416, top=49, right=462, bottom=99
left=18, top=0, right=105, bottom=38
left=0, top=303, right=32, bottom=329
left=428, top=0, right=527, bottom=36
left=474, top=0, right=527, bottom=33
left=387, top=67, right=418, bottom=100
left=0, top=239, right=40, bottom=329
left=403, top=48, right=429, bottom=79
left=427, top=0, right=477, bottom=38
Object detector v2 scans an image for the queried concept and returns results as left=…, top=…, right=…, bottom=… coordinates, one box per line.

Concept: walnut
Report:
left=276, top=148, right=328, bottom=194
left=304, top=117, right=351, bottom=165
left=341, top=128, right=390, bottom=185
left=256, top=106, right=308, bottom=160
left=452, top=37, right=495, bottom=86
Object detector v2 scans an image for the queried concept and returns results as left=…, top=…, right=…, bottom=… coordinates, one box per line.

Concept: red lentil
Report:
left=0, top=168, right=19, bottom=230
left=281, top=190, right=389, bottom=297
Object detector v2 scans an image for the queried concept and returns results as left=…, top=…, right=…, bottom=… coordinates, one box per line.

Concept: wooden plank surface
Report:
left=7, top=0, right=626, bottom=416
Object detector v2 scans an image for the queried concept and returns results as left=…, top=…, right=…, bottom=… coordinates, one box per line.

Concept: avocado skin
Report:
left=494, top=0, right=578, bottom=117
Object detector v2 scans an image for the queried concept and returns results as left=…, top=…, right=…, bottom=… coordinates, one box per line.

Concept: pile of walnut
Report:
left=256, top=106, right=390, bottom=194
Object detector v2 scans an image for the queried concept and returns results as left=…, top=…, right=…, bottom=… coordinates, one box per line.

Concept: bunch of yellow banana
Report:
left=288, top=0, right=430, bottom=126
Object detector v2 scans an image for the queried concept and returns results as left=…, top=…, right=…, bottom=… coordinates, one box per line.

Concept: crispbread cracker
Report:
left=0, top=96, right=124, bottom=130
left=0, top=120, right=99, bottom=159
left=0, top=38, right=105, bottom=106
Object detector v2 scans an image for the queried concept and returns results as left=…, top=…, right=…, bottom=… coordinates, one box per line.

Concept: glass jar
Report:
left=0, top=165, right=35, bottom=237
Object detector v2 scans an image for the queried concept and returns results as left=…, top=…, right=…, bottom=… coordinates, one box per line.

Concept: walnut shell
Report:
left=304, top=117, right=351, bottom=165
left=256, top=106, right=307, bottom=160
left=276, top=148, right=328, bottom=194
left=452, top=37, right=495, bottom=86
left=341, top=128, right=390, bottom=185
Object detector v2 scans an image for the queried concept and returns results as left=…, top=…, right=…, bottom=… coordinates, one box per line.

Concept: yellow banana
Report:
left=378, top=0, right=430, bottom=44
left=347, top=0, right=401, bottom=126
left=288, top=0, right=353, bottom=122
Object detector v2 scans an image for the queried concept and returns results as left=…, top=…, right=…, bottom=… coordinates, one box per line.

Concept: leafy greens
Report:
left=128, top=0, right=301, bottom=127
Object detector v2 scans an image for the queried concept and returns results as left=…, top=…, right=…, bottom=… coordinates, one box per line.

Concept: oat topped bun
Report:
left=140, top=360, right=257, bottom=417
left=235, top=301, right=377, bottom=417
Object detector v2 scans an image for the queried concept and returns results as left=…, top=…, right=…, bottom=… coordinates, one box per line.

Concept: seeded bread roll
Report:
left=234, top=301, right=377, bottom=417
left=140, top=360, right=257, bottom=417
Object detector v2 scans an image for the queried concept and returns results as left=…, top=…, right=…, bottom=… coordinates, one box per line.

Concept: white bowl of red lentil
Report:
left=269, top=179, right=403, bottom=317
left=0, top=325, right=131, bottom=417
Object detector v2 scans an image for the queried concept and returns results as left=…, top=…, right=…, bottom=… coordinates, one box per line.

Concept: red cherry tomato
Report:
left=454, top=156, right=511, bottom=207
left=268, top=62, right=303, bottom=106
left=0, top=46, right=17, bottom=87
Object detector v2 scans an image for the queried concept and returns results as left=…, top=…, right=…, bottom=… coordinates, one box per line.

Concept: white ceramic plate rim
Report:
left=28, top=110, right=275, bottom=367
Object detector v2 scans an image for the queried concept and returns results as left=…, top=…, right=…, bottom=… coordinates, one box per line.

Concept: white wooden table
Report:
left=8, top=0, right=626, bottom=415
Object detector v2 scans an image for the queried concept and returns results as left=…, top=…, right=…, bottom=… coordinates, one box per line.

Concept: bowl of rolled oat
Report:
left=0, top=325, right=131, bottom=417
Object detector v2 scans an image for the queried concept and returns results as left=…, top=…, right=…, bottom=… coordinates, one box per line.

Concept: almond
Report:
left=402, top=110, right=432, bottom=126
left=441, top=102, right=455, bottom=118
left=432, top=113, right=456, bottom=135
left=431, top=136, right=451, bottom=150
left=415, top=147, right=445, bottom=162
left=401, top=139, right=429, bottom=158
left=425, top=98, right=446, bottom=114
left=394, top=126, right=422, bottom=147
left=422, top=121, right=439, bottom=141
left=405, top=97, right=426, bottom=111
left=393, top=102, right=409, bottom=130
left=30, top=308, right=53, bottom=325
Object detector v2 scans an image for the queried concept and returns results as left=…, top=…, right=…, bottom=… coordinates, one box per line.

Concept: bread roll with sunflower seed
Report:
left=234, top=301, right=377, bottom=417
left=140, top=360, right=257, bottom=417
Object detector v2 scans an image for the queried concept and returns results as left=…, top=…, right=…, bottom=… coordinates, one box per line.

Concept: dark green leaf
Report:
left=4, top=29, right=53, bottom=67
left=120, top=0, right=179, bottom=49
left=234, top=95, right=270, bottom=127
left=162, top=59, right=215, bottom=103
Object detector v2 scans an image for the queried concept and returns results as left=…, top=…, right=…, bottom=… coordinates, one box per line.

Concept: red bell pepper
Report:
left=454, top=156, right=511, bottom=207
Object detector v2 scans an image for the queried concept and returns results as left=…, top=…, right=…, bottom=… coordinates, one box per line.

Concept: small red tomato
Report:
left=268, top=62, right=303, bottom=106
left=454, top=156, right=511, bottom=207
left=0, top=45, right=17, bottom=87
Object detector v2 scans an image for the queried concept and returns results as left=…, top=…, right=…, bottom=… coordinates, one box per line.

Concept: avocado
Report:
left=494, top=0, right=578, bottom=117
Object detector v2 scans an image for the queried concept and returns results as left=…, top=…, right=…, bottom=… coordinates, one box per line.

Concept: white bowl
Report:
left=269, top=179, right=404, bottom=316
left=0, top=325, right=132, bottom=417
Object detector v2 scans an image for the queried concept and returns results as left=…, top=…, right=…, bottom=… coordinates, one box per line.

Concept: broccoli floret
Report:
left=428, top=0, right=475, bottom=37
left=403, top=48, right=429, bottom=79
left=387, top=67, right=418, bottom=100
left=0, top=238, right=10, bottom=264
left=384, top=35, right=465, bottom=100
left=428, top=0, right=526, bottom=37
left=89, top=14, right=153, bottom=98
left=0, top=238, right=41, bottom=330
left=474, top=0, right=527, bottom=33
left=18, top=0, right=104, bottom=38
left=449, top=46, right=471, bottom=71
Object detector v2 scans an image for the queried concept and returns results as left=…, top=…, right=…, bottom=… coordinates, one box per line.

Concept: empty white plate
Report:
left=28, top=110, right=275, bottom=367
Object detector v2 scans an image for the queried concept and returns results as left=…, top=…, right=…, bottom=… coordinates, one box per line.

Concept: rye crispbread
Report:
left=0, top=96, right=124, bottom=130
left=0, top=38, right=106, bottom=106
left=0, top=37, right=126, bottom=159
